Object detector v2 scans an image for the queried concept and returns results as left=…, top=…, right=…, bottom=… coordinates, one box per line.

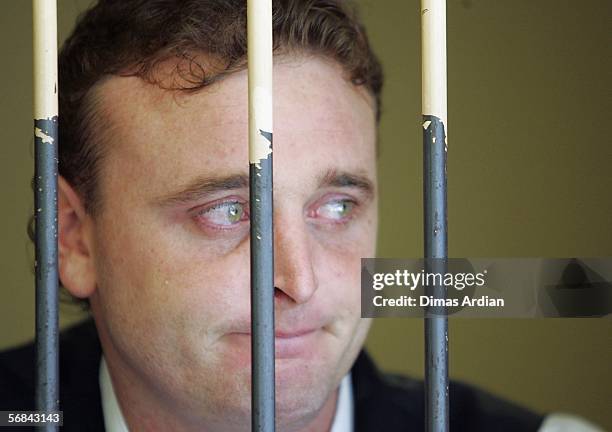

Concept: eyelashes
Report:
left=192, top=195, right=361, bottom=233
left=309, top=198, right=358, bottom=224
left=193, top=200, right=249, bottom=231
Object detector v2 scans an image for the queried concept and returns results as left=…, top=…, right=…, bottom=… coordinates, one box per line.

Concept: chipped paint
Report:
left=423, top=115, right=446, bottom=149
left=35, top=127, right=55, bottom=144
left=249, top=86, right=273, bottom=166
left=421, top=0, right=448, bottom=127
left=33, top=0, right=58, bottom=119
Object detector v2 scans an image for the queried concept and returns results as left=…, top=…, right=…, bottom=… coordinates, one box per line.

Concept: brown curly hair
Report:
left=29, top=0, right=384, bottom=310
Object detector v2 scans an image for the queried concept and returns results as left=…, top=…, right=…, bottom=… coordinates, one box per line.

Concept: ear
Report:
left=58, top=176, right=97, bottom=299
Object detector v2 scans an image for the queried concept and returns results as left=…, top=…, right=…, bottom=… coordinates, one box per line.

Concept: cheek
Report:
left=312, top=231, right=374, bottom=310
left=314, top=208, right=377, bottom=285
left=93, top=213, right=252, bottom=328
left=164, top=246, right=252, bottom=325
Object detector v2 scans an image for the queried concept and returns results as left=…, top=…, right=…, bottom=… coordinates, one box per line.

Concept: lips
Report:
left=230, top=328, right=319, bottom=341
left=273, top=328, right=317, bottom=338
left=225, top=327, right=322, bottom=359
left=275, top=328, right=320, bottom=358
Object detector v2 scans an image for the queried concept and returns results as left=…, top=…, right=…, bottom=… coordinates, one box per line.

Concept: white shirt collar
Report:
left=330, top=373, right=354, bottom=432
left=100, top=356, right=129, bottom=432
left=100, top=356, right=354, bottom=432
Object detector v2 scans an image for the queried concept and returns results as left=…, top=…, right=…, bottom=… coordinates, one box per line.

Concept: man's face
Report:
left=85, top=55, right=377, bottom=427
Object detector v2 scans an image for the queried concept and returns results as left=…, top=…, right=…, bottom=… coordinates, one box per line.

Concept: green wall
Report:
left=1, top=0, right=610, bottom=428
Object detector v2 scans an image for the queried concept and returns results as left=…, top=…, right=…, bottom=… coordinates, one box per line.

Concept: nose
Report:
left=273, top=212, right=318, bottom=305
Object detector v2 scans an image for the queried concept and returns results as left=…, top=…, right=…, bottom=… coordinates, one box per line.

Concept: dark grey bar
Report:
left=34, top=117, right=60, bottom=432
left=250, top=131, right=275, bottom=431
left=423, top=115, right=449, bottom=431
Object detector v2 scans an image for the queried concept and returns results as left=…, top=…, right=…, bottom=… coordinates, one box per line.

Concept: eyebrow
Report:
left=154, top=173, right=249, bottom=207
left=154, top=168, right=375, bottom=207
left=318, top=169, right=375, bottom=197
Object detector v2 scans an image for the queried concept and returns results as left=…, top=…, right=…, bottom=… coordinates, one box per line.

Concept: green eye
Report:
left=226, top=203, right=244, bottom=223
left=198, top=201, right=248, bottom=227
left=318, top=200, right=355, bottom=220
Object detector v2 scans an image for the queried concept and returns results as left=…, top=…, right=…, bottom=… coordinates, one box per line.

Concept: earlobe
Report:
left=58, top=176, right=97, bottom=299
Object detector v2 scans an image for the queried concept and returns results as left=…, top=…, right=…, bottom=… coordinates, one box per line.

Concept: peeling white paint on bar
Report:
left=248, top=0, right=273, bottom=167
left=421, top=0, right=448, bottom=133
left=34, top=127, right=55, bottom=144
left=33, top=0, right=58, bottom=120
left=250, top=87, right=273, bottom=167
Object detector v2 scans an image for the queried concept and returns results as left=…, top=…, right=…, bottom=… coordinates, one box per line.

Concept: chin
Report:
left=186, top=362, right=333, bottom=431
left=274, top=359, right=338, bottom=427
left=275, top=384, right=334, bottom=431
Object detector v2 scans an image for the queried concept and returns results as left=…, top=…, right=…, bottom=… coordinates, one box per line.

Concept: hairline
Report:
left=80, top=51, right=380, bottom=217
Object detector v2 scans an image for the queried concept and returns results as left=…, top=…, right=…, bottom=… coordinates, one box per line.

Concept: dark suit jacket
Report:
left=0, top=319, right=543, bottom=431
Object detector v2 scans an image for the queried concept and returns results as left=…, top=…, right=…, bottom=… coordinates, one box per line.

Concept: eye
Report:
left=195, top=200, right=249, bottom=229
left=315, top=198, right=356, bottom=221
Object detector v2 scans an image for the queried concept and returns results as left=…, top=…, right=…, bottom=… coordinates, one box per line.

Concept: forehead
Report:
left=92, top=55, right=377, bottom=200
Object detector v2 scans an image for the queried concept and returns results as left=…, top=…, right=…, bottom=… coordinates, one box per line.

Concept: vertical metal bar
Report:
left=33, top=0, right=59, bottom=430
left=421, top=0, right=449, bottom=431
left=248, top=0, right=275, bottom=430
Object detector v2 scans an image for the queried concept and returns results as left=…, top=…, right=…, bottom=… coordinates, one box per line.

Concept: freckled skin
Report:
left=70, top=56, right=378, bottom=431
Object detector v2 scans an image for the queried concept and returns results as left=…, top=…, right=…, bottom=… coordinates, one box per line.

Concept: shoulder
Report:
left=351, top=350, right=544, bottom=432
left=0, top=318, right=105, bottom=431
